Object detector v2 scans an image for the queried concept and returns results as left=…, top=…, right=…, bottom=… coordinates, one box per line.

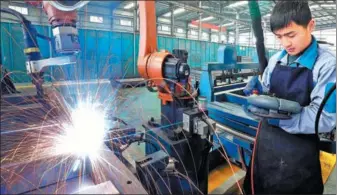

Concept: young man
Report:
left=243, top=1, right=336, bottom=194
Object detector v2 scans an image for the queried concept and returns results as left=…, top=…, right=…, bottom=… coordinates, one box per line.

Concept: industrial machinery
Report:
left=1, top=1, right=214, bottom=194
left=3, top=1, right=334, bottom=194
left=1, top=1, right=81, bottom=98
left=135, top=2, right=215, bottom=194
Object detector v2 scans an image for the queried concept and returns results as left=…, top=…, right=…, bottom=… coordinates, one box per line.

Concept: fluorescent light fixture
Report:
left=158, top=17, right=171, bottom=23
left=309, top=4, right=320, bottom=9
left=227, top=1, right=248, bottom=8
left=321, top=4, right=336, bottom=8
left=221, top=22, right=235, bottom=27
left=201, top=16, right=215, bottom=22
left=163, top=8, right=186, bottom=17
left=124, top=2, right=135, bottom=9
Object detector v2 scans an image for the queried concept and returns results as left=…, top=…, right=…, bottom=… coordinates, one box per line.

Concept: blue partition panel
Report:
left=1, top=22, right=280, bottom=82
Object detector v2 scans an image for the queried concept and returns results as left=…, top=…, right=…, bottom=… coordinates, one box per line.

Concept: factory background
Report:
left=1, top=1, right=336, bottom=194
left=2, top=1, right=335, bottom=83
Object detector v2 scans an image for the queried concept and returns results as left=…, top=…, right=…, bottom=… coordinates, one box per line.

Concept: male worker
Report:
left=243, top=1, right=336, bottom=194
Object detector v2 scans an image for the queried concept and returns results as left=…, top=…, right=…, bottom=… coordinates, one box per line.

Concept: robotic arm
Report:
left=23, top=1, right=192, bottom=103
left=26, top=0, right=86, bottom=54
left=0, top=1, right=88, bottom=96
left=138, top=1, right=192, bottom=105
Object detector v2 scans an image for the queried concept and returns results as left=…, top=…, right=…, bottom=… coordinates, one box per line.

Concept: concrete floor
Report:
left=8, top=82, right=337, bottom=194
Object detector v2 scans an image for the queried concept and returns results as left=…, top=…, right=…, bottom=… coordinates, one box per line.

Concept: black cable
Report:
left=118, top=135, right=160, bottom=153
left=0, top=8, right=30, bottom=24
left=315, top=82, right=336, bottom=136
left=248, top=1, right=268, bottom=75
left=1, top=17, right=22, bottom=23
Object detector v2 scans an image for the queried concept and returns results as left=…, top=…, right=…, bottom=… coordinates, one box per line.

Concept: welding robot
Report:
left=0, top=0, right=80, bottom=113
left=3, top=1, right=334, bottom=194
left=1, top=1, right=214, bottom=194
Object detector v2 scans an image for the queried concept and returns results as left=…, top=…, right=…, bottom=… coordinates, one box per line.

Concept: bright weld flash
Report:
left=55, top=102, right=106, bottom=160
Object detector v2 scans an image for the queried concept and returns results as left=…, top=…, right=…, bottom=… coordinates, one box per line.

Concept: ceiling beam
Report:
left=311, top=1, right=336, bottom=17
left=156, top=7, right=171, bottom=17
left=159, top=1, right=250, bottom=26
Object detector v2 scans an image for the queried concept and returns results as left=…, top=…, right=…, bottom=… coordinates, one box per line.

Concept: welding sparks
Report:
left=54, top=101, right=107, bottom=160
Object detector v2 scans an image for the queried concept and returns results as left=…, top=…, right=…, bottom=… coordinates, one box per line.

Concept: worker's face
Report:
left=274, top=20, right=315, bottom=56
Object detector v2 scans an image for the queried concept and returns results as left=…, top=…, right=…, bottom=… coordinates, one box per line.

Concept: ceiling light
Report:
left=309, top=4, right=320, bottom=9
left=200, top=16, right=215, bottom=22
left=163, top=8, right=186, bottom=17
left=227, top=1, right=248, bottom=8
left=221, top=22, right=235, bottom=27
left=158, top=17, right=171, bottom=23
left=320, top=4, right=336, bottom=8
left=124, top=2, right=135, bottom=9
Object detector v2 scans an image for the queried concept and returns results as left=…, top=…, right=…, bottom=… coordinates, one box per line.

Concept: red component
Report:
left=252, top=89, right=259, bottom=95
left=191, top=20, right=227, bottom=32
left=25, top=0, right=42, bottom=6
left=42, top=1, right=77, bottom=27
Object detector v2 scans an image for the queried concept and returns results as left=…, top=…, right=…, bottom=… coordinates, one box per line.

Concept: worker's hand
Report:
left=243, top=76, right=263, bottom=96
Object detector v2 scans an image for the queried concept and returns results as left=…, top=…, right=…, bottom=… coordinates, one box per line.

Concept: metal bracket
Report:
left=26, top=55, right=77, bottom=74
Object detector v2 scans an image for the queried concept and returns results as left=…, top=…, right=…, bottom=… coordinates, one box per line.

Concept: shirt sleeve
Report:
left=279, top=59, right=336, bottom=134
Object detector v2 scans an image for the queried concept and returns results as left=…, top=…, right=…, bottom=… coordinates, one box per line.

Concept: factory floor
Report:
left=8, top=82, right=337, bottom=194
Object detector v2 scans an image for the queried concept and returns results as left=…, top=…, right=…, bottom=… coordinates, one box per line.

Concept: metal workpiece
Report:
left=1, top=146, right=147, bottom=194
left=92, top=145, right=148, bottom=194
left=26, top=55, right=77, bottom=74
left=246, top=95, right=303, bottom=118
left=216, top=123, right=255, bottom=143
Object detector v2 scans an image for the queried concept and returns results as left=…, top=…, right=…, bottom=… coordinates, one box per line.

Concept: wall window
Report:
left=211, top=34, right=219, bottom=42
left=190, top=30, right=198, bottom=36
left=220, top=35, right=225, bottom=42
left=9, top=5, right=28, bottom=15
left=90, top=15, right=103, bottom=23
left=177, top=28, right=184, bottom=33
left=202, top=32, right=209, bottom=40
left=161, top=25, right=170, bottom=31
left=120, top=19, right=132, bottom=26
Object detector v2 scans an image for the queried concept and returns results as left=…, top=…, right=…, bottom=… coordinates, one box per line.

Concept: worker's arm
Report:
left=279, top=59, right=336, bottom=134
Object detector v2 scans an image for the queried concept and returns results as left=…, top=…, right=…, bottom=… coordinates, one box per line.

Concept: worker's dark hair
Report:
left=270, top=1, right=312, bottom=32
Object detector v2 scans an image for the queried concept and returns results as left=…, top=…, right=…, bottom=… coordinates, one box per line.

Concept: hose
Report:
left=315, top=82, right=336, bottom=136
left=248, top=1, right=268, bottom=75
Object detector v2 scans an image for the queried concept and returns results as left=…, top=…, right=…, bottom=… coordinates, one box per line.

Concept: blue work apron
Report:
left=243, top=54, right=323, bottom=194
